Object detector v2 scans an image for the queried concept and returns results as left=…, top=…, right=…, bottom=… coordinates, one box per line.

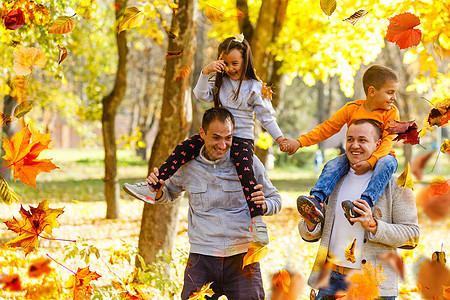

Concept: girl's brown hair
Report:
left=213, top=37, right=258, bottom=108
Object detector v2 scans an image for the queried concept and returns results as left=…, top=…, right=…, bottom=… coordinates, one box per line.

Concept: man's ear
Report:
left=375, top=138, right=382, bottom=150
left=199, top=127, right=206, bottom=140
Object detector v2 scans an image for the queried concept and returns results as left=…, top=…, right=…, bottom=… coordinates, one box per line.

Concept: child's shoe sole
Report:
left=296, top=195, right=324, bottom=225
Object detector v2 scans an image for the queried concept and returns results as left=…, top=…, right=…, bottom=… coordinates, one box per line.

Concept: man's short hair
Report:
left=362, top=65, right=398, bottom=95
left=350, top=119, right=382, bottom=140
left=202, top=107, right=235, bottom=132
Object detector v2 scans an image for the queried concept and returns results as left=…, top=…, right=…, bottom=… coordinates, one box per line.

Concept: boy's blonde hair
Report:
left=362, top=65, right=398, bottom=95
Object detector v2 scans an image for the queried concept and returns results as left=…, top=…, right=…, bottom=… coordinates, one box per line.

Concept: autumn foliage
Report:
left=385, top=12, right=422, bottom=49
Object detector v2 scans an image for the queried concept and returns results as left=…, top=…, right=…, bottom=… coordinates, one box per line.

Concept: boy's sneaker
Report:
left=123, top=182, right=157, bottom=204
left=341, top=200, right=361, bottom=225
left=250, top=215, right=269, bottom=245
left=296, top=195, right=324, bottom=225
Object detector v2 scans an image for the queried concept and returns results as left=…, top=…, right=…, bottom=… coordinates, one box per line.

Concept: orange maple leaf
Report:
left=4, top=199, right=64, bottom=255
left=272, top=270, right=291, bottom=296
left=28, top=257, right=52, bottom=278
left=2, top=125, right=59, bottom=189
left=385, top=12, right=422, bottom=50
left=66, top=266, right=101, bottom=300
left=347, top=262, right=387, bottom=300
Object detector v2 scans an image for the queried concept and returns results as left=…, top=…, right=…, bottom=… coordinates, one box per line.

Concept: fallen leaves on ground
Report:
left=13, top=46, right=47, bottom=76
left=66, top=266, right=101, bottom=300
left=386, top=120, right=420, bottom=145
left=188, top=281, right=214, bottom=300
left=385, top=12, right=422, bottom=49
left=347, top=262, right=386, bottom=300
left=243, top=241, right=268, bottom=268
left=4, top=199, right=64, bottom=255
left=2, top=125, right=59, bottom=189
left=397, top=163, right=414, bottom=190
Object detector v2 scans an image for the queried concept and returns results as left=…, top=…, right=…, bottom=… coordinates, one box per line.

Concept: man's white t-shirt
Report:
left=328, top=168, right=373, bottom=269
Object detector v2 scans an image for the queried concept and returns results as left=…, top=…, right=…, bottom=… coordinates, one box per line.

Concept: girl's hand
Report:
left=202, top=60, right=226, bottom=75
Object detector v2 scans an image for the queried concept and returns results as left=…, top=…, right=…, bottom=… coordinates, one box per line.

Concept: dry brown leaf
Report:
left=345, top=238, right=357, bottom=263
left=166, top=50, right=183, bottom=59
left=56, top=44, right=68, bottom=65
left=418, top=259, right=450, bottom=300
left=343, top=9, right=369, bottom=25
left=175, top=65, right=191, bottom=81
left=379, top=252, right=405, bottom=280
left=0, top=113, right=14, bottom=127
left=48, top=16, right=75, bottom=34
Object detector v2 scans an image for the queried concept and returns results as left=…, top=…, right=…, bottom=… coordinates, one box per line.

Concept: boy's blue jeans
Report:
left=310, top=154, right=398, bottom=206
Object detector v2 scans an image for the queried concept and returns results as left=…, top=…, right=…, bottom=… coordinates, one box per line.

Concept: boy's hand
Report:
left=352, top=160, right=372, bottom=175
left=281, top=138, right=301, bottom=155
left=276, top=136, right=291, bottom=152
left=202, top=60, right=226, bottom=75
left=146, top=167, right=165, bottom=199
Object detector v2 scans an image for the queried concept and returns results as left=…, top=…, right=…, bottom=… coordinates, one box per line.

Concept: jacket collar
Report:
left=198, top=145, right=231, bottom=167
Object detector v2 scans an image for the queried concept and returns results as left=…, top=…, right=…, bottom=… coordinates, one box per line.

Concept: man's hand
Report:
left=251, top=184, right=267, bottom=213
left=145, top=167, right=165, bottom=200
left=350, top=199, right=377, bottom=234
left=352, top=160, right=372, bottom=175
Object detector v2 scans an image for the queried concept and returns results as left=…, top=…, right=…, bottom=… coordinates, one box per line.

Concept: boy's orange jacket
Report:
left=298, top=99, right=399, bottom=168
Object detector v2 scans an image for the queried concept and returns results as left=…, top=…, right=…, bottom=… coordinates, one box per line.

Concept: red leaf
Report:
left=427, top=176, right=450, bottom=198
left=386, top=120, right=420, bottom=145
left=385, top=12, right=422, bottom=49
left=4, top=9, right=25, bottom=30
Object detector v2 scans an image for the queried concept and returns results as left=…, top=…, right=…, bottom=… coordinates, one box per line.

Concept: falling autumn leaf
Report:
left=118, top=7, right=144, bottom=33
left=385, top=12, right=422, bottom=49
left=242, top=241, right=268, bottom=268
left=427, top=175, right=450, bottom=198
left=440, top=139, right=450, bottom=154
left=0, top=112, right=14, bottom=127
left=432, top=248, right=447, bottom=266
left=343, top=9, right=369, bottom=25
left=57, top=44, right=68, bottom=65
left=4, top=199, right=64, bottom=255
left=443, top=285, right=450, bottom=299
left=320, top=0, right=336, bottom=17
left=66, top=266, right=101, bottom=299
left=386, top=120, right=420, bottom=145
left=261, top=82, right=274, bottom=101
left=13, top=46, right=47, bottom=76
left=10, top=75, right=28, bottom=104
left=166, top=50, right=183, bottom=59
left=167, top=1, right=179, bottom=15
left=418, top=259, right=450, bottom=300
left=48, top=16, right=75, bottom=34
left=0, top=274, right=22, bottom=291
left=164, top=26, right=178, bottom=38
left=175, top=65, right=191, bottom=81
left=423, top=98, right=450, bottom=134
left=4, top=8, right=25, bottom=30
left=0, top=174, right=21, bottom=204
left=379, top=252, right=405, bottom=280
left=14, top=100, right=34, bottom=118
left=411, top=151, right=435, bottom=180
left=188, top=281, right=215, bottom=300
left=201, top=2, right=246, bottom=24
left=28, top=257, right=52, bottom=278
left=345, top=238, right=357, bottom=263
left=33, top=4, right=51, bottom=26
left=397, top=163, right=414, bottom=190
left=417, top=187, right=450, bottom=221
left=2, top=125, right=59, bottom=189
left=273, top=270, right=291, bottom=296
left=347, top=262, right=387, bottom=300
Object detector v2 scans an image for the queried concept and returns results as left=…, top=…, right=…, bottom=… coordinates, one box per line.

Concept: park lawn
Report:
left=0, top=149, right=449, bottom=300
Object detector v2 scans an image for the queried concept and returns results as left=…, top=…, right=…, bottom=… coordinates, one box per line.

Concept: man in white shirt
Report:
left=299, top=119, right=419, bottom=300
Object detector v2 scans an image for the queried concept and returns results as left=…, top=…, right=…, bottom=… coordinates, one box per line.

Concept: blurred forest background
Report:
left=0, top=0, right=449, bottom=299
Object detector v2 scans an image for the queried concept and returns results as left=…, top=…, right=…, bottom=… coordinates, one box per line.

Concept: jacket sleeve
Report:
left=298, top=103, right=350, bottom=147
left=368, top=183, right=420, bottom=249
left=155, top=171, right=185, bottom=204
left=367, top=107, right=400, bottom=168
left=192, top=72, right=215, bottom=103
left=249, top=81, right=283, bottom=140
left=253, top=156, right=282, bottom=216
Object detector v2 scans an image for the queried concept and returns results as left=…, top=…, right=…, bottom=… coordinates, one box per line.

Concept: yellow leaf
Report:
left=0, top=174, right=21, bottom=204
left=345, top=238, right=357, bottom=263
left=201, top=2, right=246, bottom=24
left=397, top=162, right=414, bottom=190
left=441, top=139, right=450, bottom=154
left=76, top=0, right=97, bottom=19
left=118, top=7, right=144, bottom=33
left=242, top=241, right=268, bottom=269
left=10, top=75, right=28, bottom=104
left=48, top=16, right=75, bottom=34
left=272, top=270, right=290, bottom=296
left=320, top=0, right=336, bottom=16
left=348, top=262, right=387, bottom=300
left=13, top=46, right=47, bottom=76
left=14, top=100, right=34, bottom=119
left=189, top=281, right=215, bottom=300
left=164, top=26, right=178, bottom=38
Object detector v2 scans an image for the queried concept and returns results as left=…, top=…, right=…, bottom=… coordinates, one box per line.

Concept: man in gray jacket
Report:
left=146, top=107, right=282, bottom=300
left=299, top=119, right=419, bottom=300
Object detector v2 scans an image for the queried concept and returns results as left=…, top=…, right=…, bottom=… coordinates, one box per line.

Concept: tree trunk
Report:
left=316, top=80, right=325, bottom=150
left=1, top=95, right=17, bottom=181
left=138, top=0, right=196, bottom=266
left=236, top=0, right=254, bottom=43
left=102, top=0, right=128, bottom=219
